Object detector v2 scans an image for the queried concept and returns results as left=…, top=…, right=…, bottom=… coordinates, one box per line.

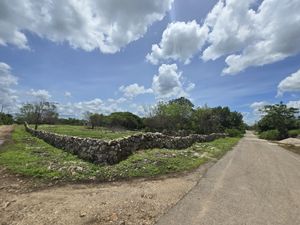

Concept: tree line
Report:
left=5, top=97, right=246, bottom=135
left=254, top=102, right=300, bottom=140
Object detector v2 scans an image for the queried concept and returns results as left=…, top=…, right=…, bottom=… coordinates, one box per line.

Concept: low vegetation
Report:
left=38, top=124, right=141, bottom=140
left=8, top=97, right=246, bottom=139
left=0, top=112, right=14, bottom=125
left=288, top=129, right=300, bottom=138
left=256, top=102, right=300, bottom=140
left=0, top=126, right=240, bottom=181
left=259, top=129, right=280, bottom=140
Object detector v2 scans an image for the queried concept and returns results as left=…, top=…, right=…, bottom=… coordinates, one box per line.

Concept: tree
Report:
left=17, top=101, right=58, bottom=130
left=257, top=102, right=298, bottom=139
left=144, top=97, right=194, bottom=132
left=107, top=112, right=144, bottom=130
left=89, top=113, right=104, bottom=129
left=0, top=113, right=14, bottom=125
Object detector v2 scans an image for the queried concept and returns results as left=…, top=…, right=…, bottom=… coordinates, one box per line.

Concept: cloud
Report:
left=119, top=83, right=153, bottom=98
left=250, top=101, right=269, bottom=115
left=0, top=62, right=18, bottom=112
left=277, top=69, right=300, bottom=96
left=64, top=91, right=72, bottom=97
left=146, top=0, right=300, bottom=74
left=146, top=21, right=208, bottom=64
left=152, top=64, right=194, bottom=99
left=287, top=100, right=300, bottom=110
left=28, top=89, right=51, bottom=101
left=57, top=97, right=128, bottom=118
left=202, top=0, right=300, bottom=74
left=0, top=0, right=173, bottom=53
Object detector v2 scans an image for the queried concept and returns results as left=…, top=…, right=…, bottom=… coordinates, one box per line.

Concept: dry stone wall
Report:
left=24, top=123, right=227, bottom=165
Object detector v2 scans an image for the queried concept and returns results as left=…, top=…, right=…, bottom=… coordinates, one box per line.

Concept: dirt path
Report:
left=0, top=125, right=213, bottom=225
left=156, top=131, right=300, bottom=225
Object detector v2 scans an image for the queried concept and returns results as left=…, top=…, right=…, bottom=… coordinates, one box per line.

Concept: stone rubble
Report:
left=24, top=123, right=226, bottom=165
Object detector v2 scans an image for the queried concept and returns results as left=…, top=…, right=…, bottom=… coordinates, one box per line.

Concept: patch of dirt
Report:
left=278, top=138, right=300, bottom=147
left=0, top=125, right=213, bottom=225
left=0, top=165, right=212, bottom=225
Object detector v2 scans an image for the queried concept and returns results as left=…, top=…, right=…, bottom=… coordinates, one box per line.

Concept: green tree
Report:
left=257, top=102, right=298, bottom=139
left=144, top=97, right=194, bottom=132
left=0, top=113, right=14, bottom=125
left=89, top=113, right=104, bottom=129
left=107, top=112, right=144, bottom=130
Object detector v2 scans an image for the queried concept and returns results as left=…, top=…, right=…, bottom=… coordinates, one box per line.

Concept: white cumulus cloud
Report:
left=287, top=100, right=300, bottom=110
left=28, top=89, right=51, bottom=101
left=250, top=101, right=269, bottom=115
left=146, top=20, right=208, bottom=65
left=152, top=64, right=194, bottom=99
left=119, top=83, right=153, bottom=98
left=277, top=69, right=300, bottom=96
left=0, top=0, right=173, bottom=53
left=203, top=0, right=300, bottom=74
left=57, top=97, right=129, bottom=118
left=0, top=62, right=18, bottom=112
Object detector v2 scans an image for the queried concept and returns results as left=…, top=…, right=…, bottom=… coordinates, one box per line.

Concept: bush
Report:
left=225, top=128, right=243, bottom=137
left=259, top=129, right=280, bottom=140
left=288, top=129, right=300, bottom=138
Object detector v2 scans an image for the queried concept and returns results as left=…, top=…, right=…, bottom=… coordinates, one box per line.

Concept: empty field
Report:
left=0, top=125, right=240, bottom=182
left=38, top=124, right=142, bottom=140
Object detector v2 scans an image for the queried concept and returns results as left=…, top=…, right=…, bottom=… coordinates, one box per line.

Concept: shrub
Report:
left=288, top=129, right=300, bottom=138
left=259, top=129, right=280, bottom=140
left=225, top=128, right=243, bottom=137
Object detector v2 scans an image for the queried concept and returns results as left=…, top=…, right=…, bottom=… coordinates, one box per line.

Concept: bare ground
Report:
left=0, top=125, right=212, bottom=225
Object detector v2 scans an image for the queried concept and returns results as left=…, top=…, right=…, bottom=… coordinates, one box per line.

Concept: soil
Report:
left=278, top=137, right=300, bottom=146
left=0, top=125, right=210, bottom=225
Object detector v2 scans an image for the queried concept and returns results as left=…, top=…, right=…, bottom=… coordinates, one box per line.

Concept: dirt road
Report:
left=156, top=131, right=300, bottom=225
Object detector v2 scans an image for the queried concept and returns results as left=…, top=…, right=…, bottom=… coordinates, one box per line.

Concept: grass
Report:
left=0, top=125, right=240, bottom=182
left=37, top=124, right=141, bottom=140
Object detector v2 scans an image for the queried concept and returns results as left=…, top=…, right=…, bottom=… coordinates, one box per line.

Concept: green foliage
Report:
left=225, top=128, right=244, bottom=137
left=86, top=111, right=144, bottom=130
left=57, top=118, right=85, bottom=126
left=38, top=125, right=140, bottom=140
left=257, top=102, right=299, bottom=139
left=145, top=97, right=245, bottom=134
left=0, top=126, right=240, bottom=181
left=89, top=113, right=104, bottom=129
left=0, top=113, right=14, bottom=125
left=144, top=98, right=194, bottom=131
left=108, top=112, right=144, bottom=130
left=288, top=129, right=300, bottom=138
left=259, top=129, right=280, bottom=140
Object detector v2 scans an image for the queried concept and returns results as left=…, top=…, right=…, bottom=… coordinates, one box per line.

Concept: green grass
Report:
left=288, top=129, right=300, bottom=138
left=37, top=124, right=141, bottom=140
left=0, top=126, right=240, bottom=182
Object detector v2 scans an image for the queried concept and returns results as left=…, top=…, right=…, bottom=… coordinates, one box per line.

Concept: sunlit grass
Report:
left=0, top=126, right=240, bottom=182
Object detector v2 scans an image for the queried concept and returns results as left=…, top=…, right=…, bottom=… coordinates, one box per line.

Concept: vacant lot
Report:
left=38, top=124, right=141, bottom=140
left=0, top=125, right=240, bottom=224
left=0, top=125, right=240, bottom=182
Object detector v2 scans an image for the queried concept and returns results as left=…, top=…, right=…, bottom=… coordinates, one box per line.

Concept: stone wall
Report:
left=24, top=123, right=226, bottom=165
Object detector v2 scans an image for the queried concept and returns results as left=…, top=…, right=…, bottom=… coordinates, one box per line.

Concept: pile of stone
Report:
left=25, top=123, right=226, bottom=165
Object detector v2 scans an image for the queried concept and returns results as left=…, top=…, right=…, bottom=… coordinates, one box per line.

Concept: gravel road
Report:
left=156, top=131, right=300, bottom=225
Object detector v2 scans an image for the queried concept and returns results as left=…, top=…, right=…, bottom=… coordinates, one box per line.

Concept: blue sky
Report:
left=0, top=0, right=300, bottom=124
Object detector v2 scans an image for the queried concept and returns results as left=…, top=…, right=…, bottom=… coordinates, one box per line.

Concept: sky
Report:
left=0, top=0, right=300, bottom=124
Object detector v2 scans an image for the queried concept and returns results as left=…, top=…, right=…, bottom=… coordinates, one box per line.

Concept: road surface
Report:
left=156, top=131, right=300, bottom=225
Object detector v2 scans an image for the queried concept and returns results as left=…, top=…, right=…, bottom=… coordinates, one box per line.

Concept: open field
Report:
left=38, top=124, right=141, bottom=140
left=0, top=125, right=240, bottom=182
